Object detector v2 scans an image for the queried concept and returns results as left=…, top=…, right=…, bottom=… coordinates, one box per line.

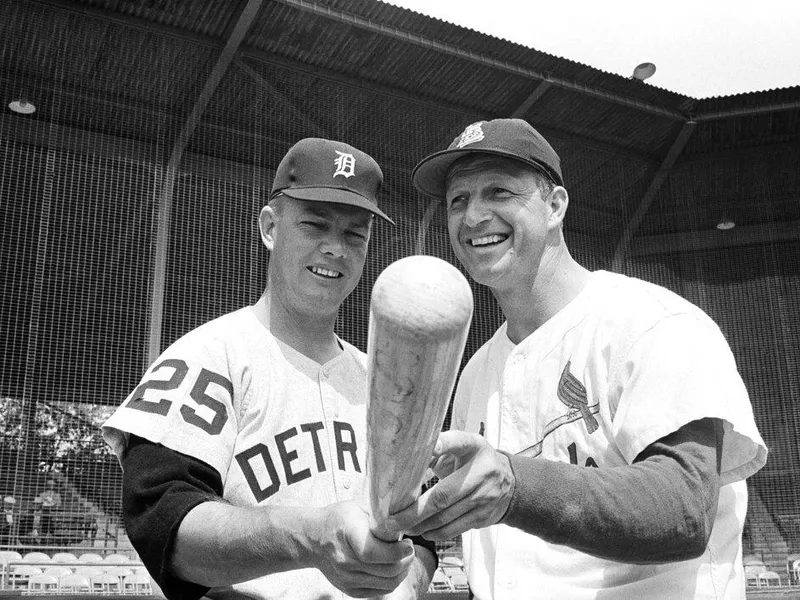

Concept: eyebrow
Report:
left=301, top=204, right=372, bottom=228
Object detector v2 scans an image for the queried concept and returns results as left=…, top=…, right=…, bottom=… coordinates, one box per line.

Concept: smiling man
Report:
left=103, top=138, right=436, bottom=600
left=390, top=119, right=767, bottom=599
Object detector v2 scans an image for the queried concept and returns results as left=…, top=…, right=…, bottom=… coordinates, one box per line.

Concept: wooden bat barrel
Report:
left=365, top=255, right=473, bottom=541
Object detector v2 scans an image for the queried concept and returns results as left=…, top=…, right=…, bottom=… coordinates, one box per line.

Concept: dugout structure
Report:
left=1, top=0, right=799, bottom=581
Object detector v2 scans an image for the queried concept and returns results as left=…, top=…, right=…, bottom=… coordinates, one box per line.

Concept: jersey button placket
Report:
left=501, top=353, right=524, bottom=445
left=318, top=368, right=341, bottom=499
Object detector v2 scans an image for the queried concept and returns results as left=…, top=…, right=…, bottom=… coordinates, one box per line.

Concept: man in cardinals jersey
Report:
left=103, top=138, right=436, bottom=599
left=391, top=119, right=767, bottom=599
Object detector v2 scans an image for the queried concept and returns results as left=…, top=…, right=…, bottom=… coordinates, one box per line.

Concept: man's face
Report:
left=445, top=157, right=553, bottom=291
left=266, top=198, right=372, bottom=317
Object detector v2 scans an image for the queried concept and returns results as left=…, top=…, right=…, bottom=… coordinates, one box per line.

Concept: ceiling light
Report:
left=9, top=99, right=36, bottom=114
left=716, top=216, right=736, bottom=230
left=630, top=62, right=656, bottom=81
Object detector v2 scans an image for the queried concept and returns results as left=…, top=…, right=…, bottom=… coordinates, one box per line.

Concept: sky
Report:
left=383, top=0, right=800, bottom=98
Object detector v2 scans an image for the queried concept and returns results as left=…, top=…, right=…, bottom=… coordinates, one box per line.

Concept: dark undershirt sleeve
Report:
left=501, top=417, right=723, bottom=564
left=122, top=435, right=221, bottom=600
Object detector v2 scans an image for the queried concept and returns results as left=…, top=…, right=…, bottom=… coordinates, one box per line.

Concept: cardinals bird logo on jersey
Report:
left=557, top=360, right=598, bottom=434
left=515, top=359, right=600, bottom=458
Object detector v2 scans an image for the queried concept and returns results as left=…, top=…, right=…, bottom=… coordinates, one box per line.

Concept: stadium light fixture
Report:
left=630, top=62, right=657, bottom=82
left=8, top=98, right=36, bottom=114
left=716, top=214, right=736, bottom=230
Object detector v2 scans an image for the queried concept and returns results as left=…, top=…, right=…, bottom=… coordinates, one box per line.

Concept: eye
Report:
left=492, top=187, right=512, bottom=197
left=446, top=195, right=466, bottom=210
left=347, top=230, right=367, bottom=241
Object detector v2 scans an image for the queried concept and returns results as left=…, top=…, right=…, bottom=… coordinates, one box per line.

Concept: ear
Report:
left=547, top=186, right=569, bottom=230
left=258, top=205, right=277, bottom=251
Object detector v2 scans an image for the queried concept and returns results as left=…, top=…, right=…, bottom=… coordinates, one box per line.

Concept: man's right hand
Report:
left=305, top=501, right=415, bottom=598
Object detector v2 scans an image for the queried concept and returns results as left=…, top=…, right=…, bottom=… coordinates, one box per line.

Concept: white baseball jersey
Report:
left=452, top=270, right=767, bottom=599
left=103, top=306, right=371, bottom=599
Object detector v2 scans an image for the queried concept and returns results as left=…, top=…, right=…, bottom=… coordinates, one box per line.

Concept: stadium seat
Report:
left=448, top=569, right=469, bottom=591
left=22, top=551, right=51, bottom=563
left=27, top=573, right=59, bottom=591
left=429, top=567, right=453, bottom=592
left=58, top=573, right=92, bottom=592
left=74, top=565, right=105, bottom=580
left=0, top=550, right=22, bottom=564
left=745, top=563, right=767, bottom=587
left=43, top=565, right=73, bottom=579
left=757, top=570, right=782, bottom=587
left=743, top=553, right=763, bottom=566
left=104, top=552, right=131, bottom=563
left=440, top=556, right=464, bottom=567
left=92, top=572, right=122, bottom=592
left=787, top=553, right=800, bottom=583
left=123, top=572, right=152, bottom=593
left=106, top=565, right=134, bottom=583
left=9, top=564, right=43, bottom=589
left=78, top=552, right=104, bottom=563
left=51, top=551, right=79, bottom=563
left=441, top=564, right=469, bottom=591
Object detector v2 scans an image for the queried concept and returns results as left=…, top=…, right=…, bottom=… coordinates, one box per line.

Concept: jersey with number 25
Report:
left=103, top=306, right=370, bottom=599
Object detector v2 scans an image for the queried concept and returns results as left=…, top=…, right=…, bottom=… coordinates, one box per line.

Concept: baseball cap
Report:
left=412, top=118, right=563, bottom=199
left=271, top=137, right=394, bottom=224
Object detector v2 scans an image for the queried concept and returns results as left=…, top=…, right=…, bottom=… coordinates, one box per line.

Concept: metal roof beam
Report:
left=694, top=101, right=800, bottom=121
left=510, top=80, right=553, bottom=118
left=234, top=59, right=329, bottom=138
left=148, top=0, right=264, bottom=364
left=611, top=120, right=697, bottom=271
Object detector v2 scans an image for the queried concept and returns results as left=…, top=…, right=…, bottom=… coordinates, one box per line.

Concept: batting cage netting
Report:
left=1, top=0, right=799, bottom=593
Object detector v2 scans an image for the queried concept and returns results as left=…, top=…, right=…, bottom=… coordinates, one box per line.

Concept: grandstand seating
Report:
left=757, top=570, right=783, bottom=587
left=59, top=573, right=92, bottom=592
left=43, top=565, right=72, bottom=579
left=123, top=571, right=152, bottom=593
left=0, top=548, right=153, bottom=594
left=27, top=573, right=59, bottom=591
left=51, top=551, right=79, bottom=563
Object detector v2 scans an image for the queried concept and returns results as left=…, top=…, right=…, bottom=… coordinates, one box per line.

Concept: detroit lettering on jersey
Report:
left=236, top=421, right=361, bottom=502
left=122, top=356, right=363, bottom=504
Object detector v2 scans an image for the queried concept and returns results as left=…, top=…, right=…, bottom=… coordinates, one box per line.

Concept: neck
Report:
left=254, top=289, right=342, bottom=365
left=492, top=245, right=590, bottom=344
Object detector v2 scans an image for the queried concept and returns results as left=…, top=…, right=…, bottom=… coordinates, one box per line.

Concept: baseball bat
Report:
left=365, top=255, right=473, bottom=541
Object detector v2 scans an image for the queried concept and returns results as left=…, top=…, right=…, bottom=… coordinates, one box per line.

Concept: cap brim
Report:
left=413, top=148, right=560, bottom=200
left=280, top=186, right=394, bottom=225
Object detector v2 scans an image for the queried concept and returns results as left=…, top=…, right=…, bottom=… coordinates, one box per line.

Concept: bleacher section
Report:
left=0, top=549, right=151, bottom=594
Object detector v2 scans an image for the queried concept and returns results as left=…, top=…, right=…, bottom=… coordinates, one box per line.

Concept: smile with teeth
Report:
left=468, top=233, right=509, bottom=247
left=309, top=266, right=342, bottom=279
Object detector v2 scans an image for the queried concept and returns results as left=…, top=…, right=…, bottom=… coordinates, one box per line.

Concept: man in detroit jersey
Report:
left=391, top=119, right=767, bottom=598
left=103, top=138, right=436, bottom=599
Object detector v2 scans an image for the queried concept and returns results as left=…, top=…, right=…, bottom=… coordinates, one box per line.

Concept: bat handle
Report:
left=370, top=518, right=403, bottom=542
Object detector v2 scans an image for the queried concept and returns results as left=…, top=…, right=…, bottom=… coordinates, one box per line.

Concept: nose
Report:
left=320, top=230, right=346, bottom=258
left=463, top=196, right=491, bottom=228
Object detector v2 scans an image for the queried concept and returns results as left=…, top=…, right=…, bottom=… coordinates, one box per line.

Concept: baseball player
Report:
left=102, top=138, right=437, bottom=599
left=390, top=119, right=767, bottom=599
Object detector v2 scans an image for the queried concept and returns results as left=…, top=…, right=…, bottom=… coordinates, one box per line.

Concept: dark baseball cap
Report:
left=412, top=118, right=563, bottom=199
left=271, top=137, right=394, bottom=224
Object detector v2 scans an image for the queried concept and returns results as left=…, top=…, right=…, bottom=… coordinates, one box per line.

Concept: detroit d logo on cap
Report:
left=456, top=122, right=485, bottom=148
left=333, top=151, right=356, bottom=178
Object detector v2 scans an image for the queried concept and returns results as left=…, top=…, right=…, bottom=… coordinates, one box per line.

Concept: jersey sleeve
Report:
left=102, top=326, right=242, bottom=479
left=609, top=313, right=767, bottom=485
left=122, top=435, right=220, bottom=600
